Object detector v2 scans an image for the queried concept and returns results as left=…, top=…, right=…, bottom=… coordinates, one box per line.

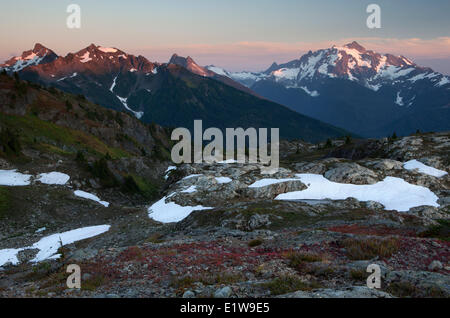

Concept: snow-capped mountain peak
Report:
left=0, top=43, right=58, bottom=72
left=73, top=44, right=132, bottom=65
left=216, top=41, right=449, bottom=96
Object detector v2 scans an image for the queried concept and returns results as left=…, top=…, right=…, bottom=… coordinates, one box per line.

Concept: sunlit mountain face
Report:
left=207, top=42, right=450, bottom=137
left=1, top=43, right=350, bottom=142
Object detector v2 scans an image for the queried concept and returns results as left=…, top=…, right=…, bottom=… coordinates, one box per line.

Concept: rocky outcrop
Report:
left=243, top=180, right=306, bottom=200
left=279, top=286, right=393, bottom=298
left=324, top=163, right=379, bottom=185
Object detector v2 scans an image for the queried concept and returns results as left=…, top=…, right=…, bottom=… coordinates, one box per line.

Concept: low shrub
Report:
left=248, top=239, right=264, bottom=247
left=341, top=237, right=400, bottom=260
left=262, top=275, right=321, bottom=296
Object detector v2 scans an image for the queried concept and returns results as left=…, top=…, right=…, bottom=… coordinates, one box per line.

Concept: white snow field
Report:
left=275, top=174, right=439, bottom=212
left=215, top=177, right=232, bottom=184
left=404, top=160, right=448, bottom=178
left=148, top=196, right=212, bottom=223
left=36, top=172, right=70, bottom=185
left=30, top=225, right=111, bottom=262
left=0, top=248, right=23, bottom=266
left=0, top=225, right=110, bottom=267
left=74, top=190, right=110, bottom=207
left=79, top=51, right=92, bottom=63
left=0, top=169, right=32, bottom=186
left=98, top=47, right=118, bottom=53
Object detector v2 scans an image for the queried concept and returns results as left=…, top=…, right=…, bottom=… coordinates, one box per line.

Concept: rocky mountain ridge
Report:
left=207, top=42, right=450, bottom=137
left=1, top=44, right=349, bottom=142
left=0, top=43, right=58, bottom=73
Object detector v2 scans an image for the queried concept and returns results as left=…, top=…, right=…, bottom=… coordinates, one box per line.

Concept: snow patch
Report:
left=336, top=47, right=372, bottom=68
left=300, top=86, right=319, bottom=97
left=35, top=227, right=46, bottom=233
left=181, top=185, right=198, bottom=193
left=148, top=196, right=212, bottom=223
left=57, top=72, right=77, bottom=82
left=299, top=51, right=324, bottom=80
left=23, top=52, right=37, bottom=60
left=376, top=66, right=415, bottom=80
left=164, top=166, right=177, bottom=180
left=110, top=76, right=118, bottom=92
left=272, top=68, right=300, bottom=81
left=375, top=56, right=387, bottom=72
left=207, top=66, right=229, bottom=77
left=215, top=177, right=232, bottom=184
left=0, top=249, right=23, bottom=267
left=8, top=54, right=46, bottom=72
left=395, top=92, right=404, bottom=106
left=98, top=47, right=117, bottom=53
left=79, top=52, right=92, bottom=63
left=436, top=76, right=450, bottom=87
left=408, top=72, right=439, bottom=83
left=366, top=83, right=382, bottom=91
left=36, top=172, right=70, bottom=185
left=74, top=190, right=109, bottom=207
left=230, top=71, right=266, bottom=83
left=116, top=95, right=144, bottom=119
left=275, top=174, right=439, bottom=212
left=0, top=225, right=110, bottom=267
left=404, top=160, right=448, bottom=178
left=30, top=225, right=111, bottom=262
left=0, top=170, right=32, bottom=186
left=182, top=174, right=203, bottom=180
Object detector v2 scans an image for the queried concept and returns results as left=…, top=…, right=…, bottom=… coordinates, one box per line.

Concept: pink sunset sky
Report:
left=1, top=0, right=449, bottom=73
left=135, top=37, right=450, bottom=73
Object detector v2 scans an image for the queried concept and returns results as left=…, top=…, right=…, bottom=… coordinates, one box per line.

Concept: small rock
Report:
left=248, top=214, right=271, bottom=231
left=428, top=260, right=443, bottom=271
left=279, top=286, right=393, bottom=298
left=372, top=159, right=403, bottom=171
left=214, top=286, right=232, bottom=298
left=0, top=158, right=10, bottom=169
left=365, top=201, right=385, bottom=210
left=183, top=290, right=196, bottom=298
left=89, top=178, right=101, bottom=189
left=408, top=206, right=447, bottom=223
left=324, top=163, right=379, bottom=185
left=82, top=273, right=92, bottom=281
left=431, top=241, right=441, bottom=248
left=17, top=248, right=39, bottom=264
left=438, top=197, right=450, bottom=206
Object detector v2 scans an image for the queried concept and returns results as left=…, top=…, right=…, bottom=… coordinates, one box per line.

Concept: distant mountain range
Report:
left=207, top=41, right=450, bottom=137
left=2, top=41, right=449, bottom=139
left=0, top=43, right=349, bottom=142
